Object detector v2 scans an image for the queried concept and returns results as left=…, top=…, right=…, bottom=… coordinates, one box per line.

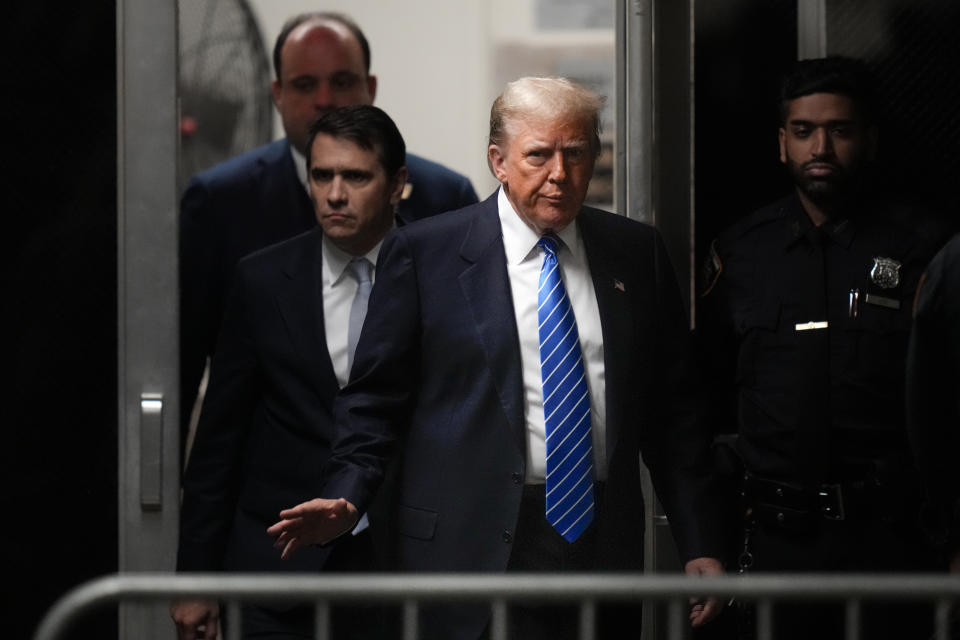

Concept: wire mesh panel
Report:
left=827, top=0, right=960, bottom=218
left=178, top=0, right=274, bottom=186
left=692, top=0, right=799, bottom=300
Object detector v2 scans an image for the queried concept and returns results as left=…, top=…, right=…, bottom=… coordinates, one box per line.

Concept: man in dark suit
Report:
left=269, top=77, right=725, bottom=640
left=180, top=11, right=478, bottom=443
left=172, top=105, right=408, bottom=640
left=908, top=233, right=960, bottom=574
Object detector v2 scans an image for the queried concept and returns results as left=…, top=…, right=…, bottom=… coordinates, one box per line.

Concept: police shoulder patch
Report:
left=699, top=239, right=723, bottom=298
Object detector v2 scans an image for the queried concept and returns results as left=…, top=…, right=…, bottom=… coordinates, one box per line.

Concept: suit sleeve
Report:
left=177, top=263, right=260, bottom=572
left=641, top=229, right=726, bottom=563
left=694, top=239, right=740, bottom=438
left=179, top=178, right=226, bottom=445
left=320, top=229, right=421, bottom=513
left=907, top=236, right=960, bottom=526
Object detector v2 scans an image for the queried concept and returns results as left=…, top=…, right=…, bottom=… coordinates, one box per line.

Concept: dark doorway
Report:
left=3, top=4, right=119, bottom=638
left=693, top=0, right=798, bottom=279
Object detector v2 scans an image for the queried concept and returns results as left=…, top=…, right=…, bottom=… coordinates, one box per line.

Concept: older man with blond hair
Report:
left=270, top=77, right=724, bottom=639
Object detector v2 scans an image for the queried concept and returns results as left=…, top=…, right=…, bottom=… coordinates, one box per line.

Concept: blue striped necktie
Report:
left=537, top=235, right=594, bottom=542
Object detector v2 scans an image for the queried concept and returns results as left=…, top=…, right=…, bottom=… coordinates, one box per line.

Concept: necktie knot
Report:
left=538, top=235, right=560, bottom=259
left=346, top=257, right=373, bottom=285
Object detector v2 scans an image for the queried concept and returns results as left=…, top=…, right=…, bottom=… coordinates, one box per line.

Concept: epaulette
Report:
left=700, top=198, right=794, bottom=299
left=718, top=198, right=793, bottom=245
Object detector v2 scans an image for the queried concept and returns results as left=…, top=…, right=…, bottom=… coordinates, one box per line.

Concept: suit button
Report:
left=502, top=530, right=512, bottom=543
left=511, top=472, right=522, bottom=485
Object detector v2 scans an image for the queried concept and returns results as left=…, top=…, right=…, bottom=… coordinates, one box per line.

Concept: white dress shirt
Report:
left=291, top=143, right=309, bottom=192
left=497, top=187, right=607, bottom=483
left=321, top=235, right=384, bottom=389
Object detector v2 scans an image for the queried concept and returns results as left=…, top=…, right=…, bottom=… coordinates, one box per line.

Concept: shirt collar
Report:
left=290, top=142, right=309, bottom=194
left=784, top=192, right=856, bottom=251
left=321, top=231, right=387, bottom=286
left=496, top=186, right=582, bottom=264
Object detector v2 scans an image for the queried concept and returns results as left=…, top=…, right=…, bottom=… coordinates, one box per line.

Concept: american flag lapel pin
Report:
left=613, top=278, right=625, bottom=292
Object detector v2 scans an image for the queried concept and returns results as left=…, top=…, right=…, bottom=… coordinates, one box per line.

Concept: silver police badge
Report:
left=870, top=256, right=901, bottom=289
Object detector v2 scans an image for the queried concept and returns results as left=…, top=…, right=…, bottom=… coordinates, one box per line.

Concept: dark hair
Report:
left=273, top=12, right=371, bottom=80
left=305, top=105, right=406, bottom=177
left=780, top=56, right=876, bottom=125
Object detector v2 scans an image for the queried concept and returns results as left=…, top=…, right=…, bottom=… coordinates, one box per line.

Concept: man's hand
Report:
left=170, top=598, right=219, bottom=640
left=684, top=556, right=726, bottom=628
left=266, top=497, right=359, bottom=559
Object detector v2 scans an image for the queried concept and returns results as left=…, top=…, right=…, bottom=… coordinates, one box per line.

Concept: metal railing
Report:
left=34, top=572, right=960, bottom=640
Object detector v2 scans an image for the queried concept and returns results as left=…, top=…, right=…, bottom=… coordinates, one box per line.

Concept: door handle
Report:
left=140, top=394, right=163, bottom=510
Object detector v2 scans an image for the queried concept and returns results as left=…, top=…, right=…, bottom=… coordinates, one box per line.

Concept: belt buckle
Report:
left=818, top=483, right=846, bottom=521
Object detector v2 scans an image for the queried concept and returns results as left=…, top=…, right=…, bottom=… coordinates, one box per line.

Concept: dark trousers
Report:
left=485, top=483, right=639, bottom=640
left=238, top=529, right=389, bottom=639
left=713, top=517, right=938, bottom=640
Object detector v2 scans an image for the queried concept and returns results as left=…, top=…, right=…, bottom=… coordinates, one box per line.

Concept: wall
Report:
left=247, top=0, right=616, bottom=200
left=247, top=0, right=499, bottom=197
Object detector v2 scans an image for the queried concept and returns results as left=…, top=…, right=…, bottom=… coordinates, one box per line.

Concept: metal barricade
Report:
left=34, top=572, right=960, bottom=640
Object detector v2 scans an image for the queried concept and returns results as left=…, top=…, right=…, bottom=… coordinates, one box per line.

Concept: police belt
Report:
left=743, top=472, right=895, bottom=530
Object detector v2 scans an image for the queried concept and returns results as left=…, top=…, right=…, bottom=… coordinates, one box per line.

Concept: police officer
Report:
left=698, top=56, right=944, bottom=639
left=908, top=233, right=960, bottom=576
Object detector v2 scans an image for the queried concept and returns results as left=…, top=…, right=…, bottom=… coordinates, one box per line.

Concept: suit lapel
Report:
left=275, top=229, right=339, bottom=404
left=256, top=140, right=316, bottom=242
left=458, top=198, right=526, bottom=452
left=578, top=209, right=634, bottom=459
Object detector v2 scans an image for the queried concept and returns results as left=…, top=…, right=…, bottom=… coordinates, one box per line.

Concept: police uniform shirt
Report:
left=700, top=192, right=942, bottom=486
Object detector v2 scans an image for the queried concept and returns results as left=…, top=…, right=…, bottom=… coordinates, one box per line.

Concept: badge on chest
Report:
left=870, top=256, right=901, bottom=289
left=863, top=256, right=903, bottom=310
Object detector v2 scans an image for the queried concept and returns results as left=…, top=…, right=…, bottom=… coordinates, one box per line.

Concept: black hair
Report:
left=305, top=105, right=406, bottom=177
left=780, top=56, right=876, bottom=125
left=273, top=12, right=371, bottom=80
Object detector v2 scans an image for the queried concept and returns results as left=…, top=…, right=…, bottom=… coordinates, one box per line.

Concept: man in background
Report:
left=180, top=12, right=478, bottom=446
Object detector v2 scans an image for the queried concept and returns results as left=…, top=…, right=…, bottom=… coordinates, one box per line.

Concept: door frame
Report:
left=117, top=0, right=180, bottom=637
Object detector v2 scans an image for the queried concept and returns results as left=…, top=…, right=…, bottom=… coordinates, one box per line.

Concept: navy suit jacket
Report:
left=179, top=138, right=478, bottom=437
left=177, top=228, right=343, bottom=574
left=322, top=194, right=722, bottom=639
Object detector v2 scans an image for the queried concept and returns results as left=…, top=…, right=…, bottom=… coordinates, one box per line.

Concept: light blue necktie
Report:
left=346, top=257, right=373, bottom=371
left=537, top=235, right=594, bottom=542
left=345, top=257, right=374, bottom=535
